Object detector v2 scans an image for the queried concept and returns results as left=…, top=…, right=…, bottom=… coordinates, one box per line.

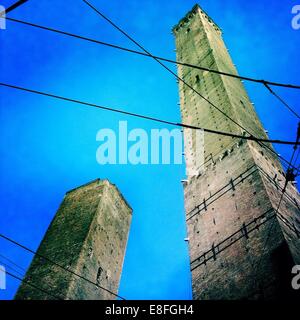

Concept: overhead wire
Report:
left=0, top=81, right=299, bottom=147
left=0, top=232, right=125, bottom=300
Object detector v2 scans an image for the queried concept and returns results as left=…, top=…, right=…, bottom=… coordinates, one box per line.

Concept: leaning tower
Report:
left=173, top=4, right=300, bottom=299
left=15, top=179, right=132, bottom=300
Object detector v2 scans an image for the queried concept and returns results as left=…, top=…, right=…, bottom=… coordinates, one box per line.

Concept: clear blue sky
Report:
left=0, top=0, right=299, bottom=300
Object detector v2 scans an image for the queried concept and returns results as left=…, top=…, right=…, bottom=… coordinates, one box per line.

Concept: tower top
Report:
left=66, top=178, right=133, bottom=211
left=172, top=4, right=221, bottom=34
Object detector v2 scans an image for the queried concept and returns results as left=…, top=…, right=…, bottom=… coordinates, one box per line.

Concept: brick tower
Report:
left=173, top=4, right=300, bottom=299
left=15, top=179, right=132, bottom=300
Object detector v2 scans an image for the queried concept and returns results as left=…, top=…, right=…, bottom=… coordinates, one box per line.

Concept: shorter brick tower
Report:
left=15, top=179, right=132, bottom=300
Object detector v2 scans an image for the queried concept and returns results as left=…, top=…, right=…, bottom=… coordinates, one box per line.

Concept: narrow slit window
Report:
left=240, top=100, right=246, bottom=109
left=96, top=266, right=103, bottom=284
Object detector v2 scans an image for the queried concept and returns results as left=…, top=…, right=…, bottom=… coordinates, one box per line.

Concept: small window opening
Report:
left=96, top=267, right=103, bottom=284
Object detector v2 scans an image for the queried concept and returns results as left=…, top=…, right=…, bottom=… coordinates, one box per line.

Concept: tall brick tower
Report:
left=15, top=179, right=132, bottom=300
left=173, top=4, right=300, bottom=299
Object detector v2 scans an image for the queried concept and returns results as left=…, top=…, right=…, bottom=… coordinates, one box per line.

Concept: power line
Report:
left=293, top=149, right=300, bottom=177
left=81, top=0, right=299, bottom=171
left=0, top=253, right=27, bottom=272
left=264, top=83, right=300, bottom=119
left=0, top=0, right=29, bottom=16
left=0, top=268, right=62, bottom=300
left=0, top=259, right=25, bottom=278
left=284, top=122, right=300, bottom=173
left=0, top=232, right=126, bottom=300
left=0, top=81, right=299, bottom=147
left=258, top=166, right=298, bottom=205
left=254, top=125, right=299, bottom=291
left=1, top=16, right=300, bottom=90
left=294, top=148, right=300, bottom=166
left=294, top=125, right=300, bottom=175
left=0, top=255, right=81, bottom=300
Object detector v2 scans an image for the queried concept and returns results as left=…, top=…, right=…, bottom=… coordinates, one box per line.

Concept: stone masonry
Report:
left=15, top=179, right=132, bottom=300
left=173, top=4, right=300, bottom=299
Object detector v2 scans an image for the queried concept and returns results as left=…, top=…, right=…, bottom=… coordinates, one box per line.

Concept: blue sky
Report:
left=0, top=0, right=299, bottom=300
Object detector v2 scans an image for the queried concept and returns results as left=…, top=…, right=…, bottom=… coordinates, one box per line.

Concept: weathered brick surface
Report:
left=174, top=5, right=300, bottom=300
left=15, top=179, right=132, bottom=300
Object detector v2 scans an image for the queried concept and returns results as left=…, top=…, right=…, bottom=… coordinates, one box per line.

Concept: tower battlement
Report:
left=172, top=4, right=221, bottom=34
left=66, top=178, right=132, bottom=211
